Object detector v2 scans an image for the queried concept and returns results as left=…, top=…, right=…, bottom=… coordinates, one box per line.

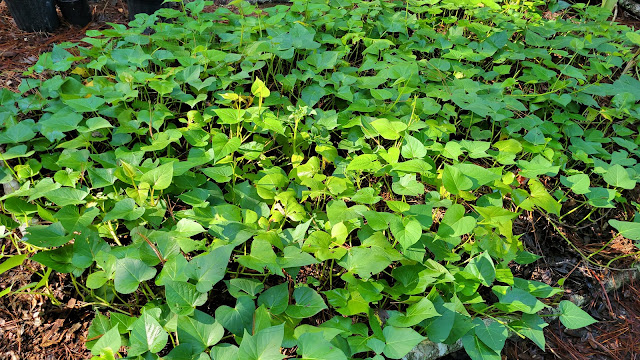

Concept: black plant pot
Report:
left=4, top=0, right=59, bottom=32
left=126, top=0, right=168, bottom=21
left=57, top=0, right=92, bottom=27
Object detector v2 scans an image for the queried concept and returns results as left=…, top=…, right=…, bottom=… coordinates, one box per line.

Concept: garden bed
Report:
left=1, top=1, right=640, bottom=359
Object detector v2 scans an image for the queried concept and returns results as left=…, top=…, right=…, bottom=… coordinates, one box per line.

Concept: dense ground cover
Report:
left=1, top=0, right=640, bottom=358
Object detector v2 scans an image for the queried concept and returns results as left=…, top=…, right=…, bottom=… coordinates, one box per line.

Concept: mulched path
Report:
left=1, top=1, right=640, bottom=359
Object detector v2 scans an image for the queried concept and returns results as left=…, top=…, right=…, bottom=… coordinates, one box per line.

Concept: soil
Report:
left=1, top=1, right=640, bottom=360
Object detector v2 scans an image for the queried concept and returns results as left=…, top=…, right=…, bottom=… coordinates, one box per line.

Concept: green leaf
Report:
left=392, top=174, right=425, bottom=196
left=509, top=314, right=548, bottom=350
left=558, top=300, right=597, bottom=329
left=140, top=163, right=174, bottom=190
left=464, top=252, right=495, bottom=287
left=277, top=246, right=318, bottom=269
left=227, top=278, right=264, bottom=299
left=103, top=198, right=145, bottom=222
left=165, top=280, right=208, bottom=316
left=586, top=187, right=616, bottom=208
left=211, top=344, right=239, bottom=360
left=528, top=179, right=561, bottom=215
left=389, top=217, right=422, bottom=249
left=461, top=335, right=500, bottom=360
left=30, top=245, right=76, bottom=273
left=86, top=271, right=109, bottom=289
left=382, top=326, right=425, bottom=359
left=352, top=187, right=382, bottom=204
left=602, top=164, right=636, bottom=190
left=44, top=187, right=89, bottom=206
left=114, top=258, right=157, bottom=294
left=513, top=278, right=562, bottom=298
left=560, top=174, right=590, bottom=195
left=424, top=300, right=456, bottom=343
left=251, top=78, right=271, bottom=98
left=442, top=165, right=473, bottom=195
left=177, top=310, right=224, bottom=353
left=187, top=245, right=233, bottom=293
left=561, top=65, right=586, bottom=82
left=370, top=118, right=407, bottom=140
left=386, top=297, right=440, bottom=327
left=237, top=237, right=282, bottom=276
left=346, top=154, right=381, bottom=172
left=23, top=222, right=73, bottom=247
left=517, top=155, right=559, bottom=179
left=63, top=96, right=106, bottom=113
left=626, top=31, right=640, bottom=45
left=474, top=206, right=518, bottom=226
left=156, top=254, right=189, bottom=286
left=609, top=219, right=640, bottom=240
left=128, top=312, right=169, bottom=356
left=0, top=254, right=27, bottom=275
left=495, top=287, right=546, bottom=314
left=87, top=167, right=117, bottom=188
left=237, top=324, right=284, bottom=360
left=215, top=296, right=255, bottom=336
left=454, top=164, right=501, bottom=189
left=401, top=135, right=427, bottom=159
left=493, top=139, right=521, bottom=164
left=285, top=287, right=327, bottom=318
left=258, top=283, right=289, bottom=315
left=473, top=319, right=508, bottom=352
left=297, top=332, right=348, bottom=360
left=202, top=165, right=234, bottom=183
left=437, top=204, right=476, bottom=238
left=215, top=108, right=246, bottom=125
left=300, top=84, right=327, bottom=107
left=0, top=120, right=36, bottom=145
left=91, top=325, right=121, bottom=356
left=338, top=246, right=393, bottom=280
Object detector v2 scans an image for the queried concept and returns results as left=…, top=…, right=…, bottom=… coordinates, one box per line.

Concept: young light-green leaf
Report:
left=558, top=300, right=597, bottom=329
left=251, top=78, right=271, bottom=98
left=609, top=218, right=640, bottom=240
left=602, top=164, right=636, bottom=190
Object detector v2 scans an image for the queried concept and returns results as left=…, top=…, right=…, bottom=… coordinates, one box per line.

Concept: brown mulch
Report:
left=0, top=230, right=95, bottom=360
left=505, top=280, right=640, bottom=360
left=0, top=260, right=94, bottom=360
left=499, top=208, right=640, bottom=360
